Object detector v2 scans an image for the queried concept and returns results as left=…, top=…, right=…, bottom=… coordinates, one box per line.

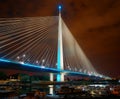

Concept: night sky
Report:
left=0, top=0, right=120, bottom=78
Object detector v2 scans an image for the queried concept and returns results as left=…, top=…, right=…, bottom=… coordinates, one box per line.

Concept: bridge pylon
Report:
left=57, top=5, right=64, bottom=82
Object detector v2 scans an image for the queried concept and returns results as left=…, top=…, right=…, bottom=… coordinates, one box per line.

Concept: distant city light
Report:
left=118, top=80, right=120, bottom=83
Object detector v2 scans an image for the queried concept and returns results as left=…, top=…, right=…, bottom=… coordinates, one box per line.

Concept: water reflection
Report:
left=0, top=80, right=120, bottom=98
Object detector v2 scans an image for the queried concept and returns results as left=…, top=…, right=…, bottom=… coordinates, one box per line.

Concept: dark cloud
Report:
left=0, top=0, right=120, bottom=77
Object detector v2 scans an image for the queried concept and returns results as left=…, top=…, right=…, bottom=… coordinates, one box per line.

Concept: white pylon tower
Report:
left=57, top=5, right=64, bottom=81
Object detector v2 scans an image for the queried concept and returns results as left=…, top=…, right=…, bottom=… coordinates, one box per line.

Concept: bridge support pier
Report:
left=49, top=73, right=54, bottom=95
left=57, top=73, right=64, bottom=82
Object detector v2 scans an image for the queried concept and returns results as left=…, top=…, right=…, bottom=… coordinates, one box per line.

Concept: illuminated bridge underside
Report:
left=0, top=16, right=101, bottom=77
left=0, top=59, right=90, bottom=77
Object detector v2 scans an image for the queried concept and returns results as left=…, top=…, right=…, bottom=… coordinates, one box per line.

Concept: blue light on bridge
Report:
left=19, top=63, right=60, bottom=72
left=0, top=59, right=11, bottom=63
left=57, top=74, right=61, bottom=81
left=58, top=5, right=62, bottom=11
left=0, top=58, right=106, bottom=78
left=0, top=58, right=60, bottom=72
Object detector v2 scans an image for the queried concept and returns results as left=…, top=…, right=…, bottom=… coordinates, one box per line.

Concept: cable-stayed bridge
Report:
left=0, top=6, right=109, bottom=82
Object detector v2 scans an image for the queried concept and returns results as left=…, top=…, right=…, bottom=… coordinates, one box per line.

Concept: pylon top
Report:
left=58, top=5, right=62, bottom=13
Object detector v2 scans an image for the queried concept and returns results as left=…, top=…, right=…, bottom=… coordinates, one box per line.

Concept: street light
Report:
left=79, top=69, right=82, bottom=72
left=67, top=65, right=71, bottom=70
left=56, top=63, right=57, bottom=66
left=41, top=66, right=45, bottom=68
left=20, top=61, right=24, bottom=64
left=75, top=67, right=77, bottom=71
left=17, top=56, right=20, bottom=60
left=22, top=54, right=26, bottom=63
left=84, top=69, right=87, bottom=73
left=88, top=72, right=92, bottom=76
left=42, top=59, right=45, bottom=66
left=23, top=54, right=26, bottom=57
left=36, top=60, right=39, bottom=64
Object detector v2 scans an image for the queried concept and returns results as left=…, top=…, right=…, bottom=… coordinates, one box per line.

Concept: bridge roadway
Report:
left=0, top=58, right=100, bottom=78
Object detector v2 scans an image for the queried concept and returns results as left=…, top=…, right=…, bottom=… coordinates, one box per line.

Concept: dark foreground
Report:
left=1, top=95, right=119, bottom=99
